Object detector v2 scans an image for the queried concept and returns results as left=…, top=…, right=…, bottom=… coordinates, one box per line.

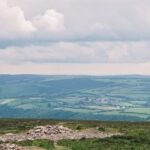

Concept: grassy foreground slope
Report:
left=0, top=75, right=150, bottom=121
left=0, top=119, right=150, bottom=150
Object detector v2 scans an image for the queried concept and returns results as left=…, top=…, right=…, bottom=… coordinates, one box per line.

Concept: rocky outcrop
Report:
left=0, top=125, right=122, bottom=143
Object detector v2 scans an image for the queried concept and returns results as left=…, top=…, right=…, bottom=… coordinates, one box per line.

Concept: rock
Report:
left=0, top=144, right=28, bottom=150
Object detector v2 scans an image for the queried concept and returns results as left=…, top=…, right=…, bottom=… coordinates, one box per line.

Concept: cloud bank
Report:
left=0, top=0, right=150, bottom=75
left=0, top=42, right=150, bottom=64
left=2, top=0, right=150, bottom=40
left=3, top=0, right=150, bottom=41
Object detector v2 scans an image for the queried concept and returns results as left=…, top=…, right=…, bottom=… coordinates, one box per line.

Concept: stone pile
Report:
left=0, top=125, right=122, bottom=143
left=27, top=125, right=72, bottom=137
left=0, top=144, right=28, bottom=150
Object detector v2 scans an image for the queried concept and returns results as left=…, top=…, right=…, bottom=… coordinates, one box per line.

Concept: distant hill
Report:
left=0, top=75, right=149, bottom=121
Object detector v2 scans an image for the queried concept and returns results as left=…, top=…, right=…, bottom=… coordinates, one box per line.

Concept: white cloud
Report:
left=108, top=45, right=129, bottom=62
left=32, top=9, right=65, bottom=32
left=0, top=0, right=36, bottom=39
left=0, top=43, right=95, bottom=64
left=1, top=0, right=150, bottom=40
left=0, top=0, right=65, bottom=39
left=1, top=40, right=150, bottom=75
left=0, top=41, right=150, bottom=64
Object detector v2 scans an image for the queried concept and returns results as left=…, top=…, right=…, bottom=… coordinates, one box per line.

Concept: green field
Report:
left=0, top=75, right=150, bottom=121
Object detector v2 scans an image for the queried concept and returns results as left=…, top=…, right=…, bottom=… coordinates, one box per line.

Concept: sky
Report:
left=0, top=0, right=150, bottom=75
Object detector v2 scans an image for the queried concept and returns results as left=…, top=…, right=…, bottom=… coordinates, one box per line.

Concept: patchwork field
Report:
left=0, top=75, right=150, bottom=121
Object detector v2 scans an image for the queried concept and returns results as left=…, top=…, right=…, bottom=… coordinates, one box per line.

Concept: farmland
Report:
left=0, top=75, right=149, bottom=121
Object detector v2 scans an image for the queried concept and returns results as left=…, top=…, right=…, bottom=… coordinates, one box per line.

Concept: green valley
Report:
left=0, top=75, right=149, bottom=121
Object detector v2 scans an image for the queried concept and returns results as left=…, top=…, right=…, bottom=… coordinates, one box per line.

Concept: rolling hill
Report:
left=0, top=75, right=149, bottom=121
